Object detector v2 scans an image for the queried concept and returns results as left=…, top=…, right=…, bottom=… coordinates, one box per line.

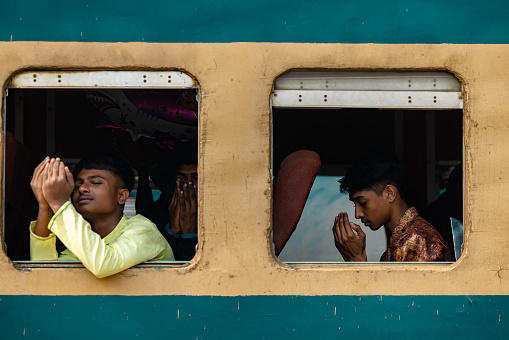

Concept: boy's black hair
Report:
left=339, top=150, right=405, bottom=198
left=73, top=154, right=135, bottom=192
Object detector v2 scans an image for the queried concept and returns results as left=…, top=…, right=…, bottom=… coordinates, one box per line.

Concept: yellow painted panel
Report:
left=0, top=42, right=507, bottom=296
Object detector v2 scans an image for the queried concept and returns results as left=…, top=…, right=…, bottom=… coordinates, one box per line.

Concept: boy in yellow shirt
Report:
left=29, top=154, right=174, bottom=278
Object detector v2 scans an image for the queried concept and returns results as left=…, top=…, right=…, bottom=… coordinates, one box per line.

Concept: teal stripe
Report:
left=1, top=295, right=507, bottom=338
left=2, top=0, right=509, bottom=43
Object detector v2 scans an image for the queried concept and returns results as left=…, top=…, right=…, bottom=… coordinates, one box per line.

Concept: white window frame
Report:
left=271, top=71, right=463, bottom=110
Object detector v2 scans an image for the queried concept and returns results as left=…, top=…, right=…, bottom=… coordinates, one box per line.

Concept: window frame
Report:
left=4, top=70, right=200, bottom=268
left=270, top=70, right=464, bottom=265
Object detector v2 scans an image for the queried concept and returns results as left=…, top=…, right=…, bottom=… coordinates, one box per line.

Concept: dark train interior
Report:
left=4, top=88, right=199, bottom=260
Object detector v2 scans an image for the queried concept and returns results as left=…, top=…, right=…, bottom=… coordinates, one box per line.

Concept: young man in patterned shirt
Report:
left=332, top=151, right=453, bottom=262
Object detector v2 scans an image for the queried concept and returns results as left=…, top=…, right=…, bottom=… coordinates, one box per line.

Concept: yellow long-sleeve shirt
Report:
left=30, top=201, right=174, bottom=278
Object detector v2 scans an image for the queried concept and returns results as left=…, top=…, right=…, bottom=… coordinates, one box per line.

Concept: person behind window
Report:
left=423, top=163, right=463, bottom=260
left=332, top=150, right=453, bottom=262
left=29, top=154, right=174, bottom=278
left=164, top=161, right=198, bottom=260
left=134, top=139, right=198, bottom=261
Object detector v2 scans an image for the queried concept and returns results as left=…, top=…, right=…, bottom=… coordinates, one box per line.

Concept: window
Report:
left=271, top=71, right=463, bottom=263
left=4, top=71, right=199, bottom=266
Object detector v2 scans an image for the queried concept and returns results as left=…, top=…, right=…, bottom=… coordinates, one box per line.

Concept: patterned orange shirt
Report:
left=380, top=207, right=453, bottom=262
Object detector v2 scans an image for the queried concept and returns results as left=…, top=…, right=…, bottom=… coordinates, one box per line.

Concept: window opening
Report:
left=271, top=71, right=463, bottom=263
left=4, top=71, right=199, bottom=267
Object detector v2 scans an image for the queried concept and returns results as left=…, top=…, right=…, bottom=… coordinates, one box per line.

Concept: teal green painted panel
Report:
left=0, top=295, right=507, bottom=338
left=1, top=1, right=509, bottom=43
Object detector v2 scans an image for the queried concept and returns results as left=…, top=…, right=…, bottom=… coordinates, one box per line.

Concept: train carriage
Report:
left=0, top=1, right=509, bottom=338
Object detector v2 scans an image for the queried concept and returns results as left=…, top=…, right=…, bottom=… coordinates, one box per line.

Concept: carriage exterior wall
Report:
left=1, top=1, right=509, bottom=337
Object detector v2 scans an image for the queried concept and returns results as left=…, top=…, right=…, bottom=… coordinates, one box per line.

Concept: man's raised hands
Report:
left=42, top=158, right=74, bottom=213
left=332, top=212, right=367, bottom=262
left=179, top=181, right=197, bottom=235
left=30, top=157, right=51, bottom=210
left=168, top=178, right=198, bottom=235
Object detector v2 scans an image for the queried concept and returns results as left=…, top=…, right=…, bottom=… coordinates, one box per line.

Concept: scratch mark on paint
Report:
left=23, top=329, right=25, bottom=335
left=490, top=261, right=507, bottom=279
left=238, top=302, right=240, bottom=310
left=499, top=314, right=501, bottom=322
left=466, top=296, right=474, bottom=305
left=178, top=309, right=180, bottom=319
left=437, top=309, right=439, bottom=316
left=334, top=306, right=336, bottom=316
